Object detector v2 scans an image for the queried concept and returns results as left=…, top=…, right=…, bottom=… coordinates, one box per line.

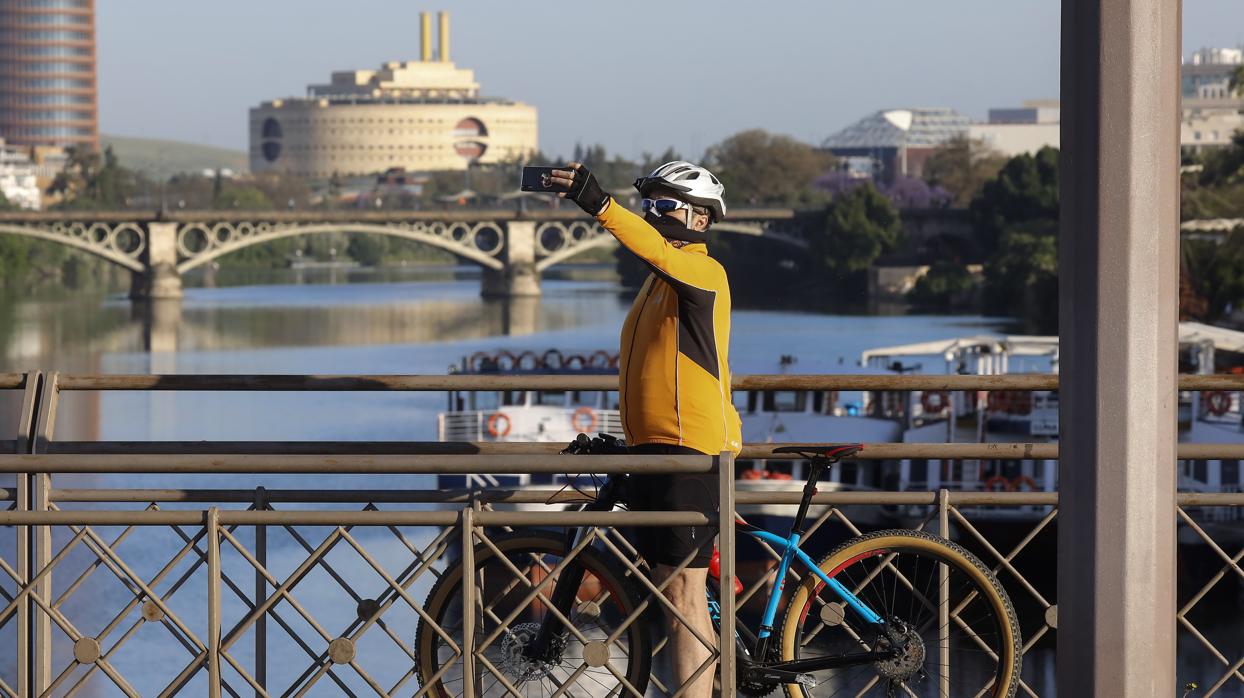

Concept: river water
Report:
left=0, top=268, right=1238, bottom=696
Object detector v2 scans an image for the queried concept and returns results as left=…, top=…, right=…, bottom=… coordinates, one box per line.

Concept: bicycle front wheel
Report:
left=777, top=529, right=1021, bottom=698
left=415, top=531, right=653, bottom=698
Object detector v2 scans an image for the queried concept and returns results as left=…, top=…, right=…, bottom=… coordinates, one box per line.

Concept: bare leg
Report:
left=654, top=564, right=716, bottom=698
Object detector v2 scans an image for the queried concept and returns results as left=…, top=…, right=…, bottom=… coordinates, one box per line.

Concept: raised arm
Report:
left=549, top=163, right=713, bottom=287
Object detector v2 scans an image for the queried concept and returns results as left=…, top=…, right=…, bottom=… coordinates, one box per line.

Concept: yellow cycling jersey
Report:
left=595, top=198, right=743, bottom=456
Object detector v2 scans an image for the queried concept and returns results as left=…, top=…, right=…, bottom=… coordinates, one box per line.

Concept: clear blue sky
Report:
left=96, top=1, right=1244, bottom=161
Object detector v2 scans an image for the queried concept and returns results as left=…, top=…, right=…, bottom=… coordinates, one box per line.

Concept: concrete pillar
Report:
left=1058, top=0, right=1180, bottom=693
left=501, top=296, right=539, bottom=336
left=130, top=222, right=183, bottom=300
left=481, top=221, right=541, bottom=298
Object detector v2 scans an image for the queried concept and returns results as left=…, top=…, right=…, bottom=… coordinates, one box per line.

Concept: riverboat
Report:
left=435, top=349, right=897, bottom=521
left=858, top=321, right=1244, bottom=548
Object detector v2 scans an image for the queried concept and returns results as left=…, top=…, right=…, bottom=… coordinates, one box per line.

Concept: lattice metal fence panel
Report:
left=2, top=493, right=1243, bottom=696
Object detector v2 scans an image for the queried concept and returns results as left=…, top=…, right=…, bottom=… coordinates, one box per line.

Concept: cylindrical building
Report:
left=0, top=0, right=99, bottom=151
left=250, top=11, right=536, bottom=177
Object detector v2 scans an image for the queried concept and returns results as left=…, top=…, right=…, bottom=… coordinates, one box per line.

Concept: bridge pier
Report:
left=130, top=222, right=183, bottom=300
left=481, top=221, right=540, bottom=298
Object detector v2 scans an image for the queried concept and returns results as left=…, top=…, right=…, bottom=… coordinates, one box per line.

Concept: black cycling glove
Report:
left=566, top=166, right=611, bottom=216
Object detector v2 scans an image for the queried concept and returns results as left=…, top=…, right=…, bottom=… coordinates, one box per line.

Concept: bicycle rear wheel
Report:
left=777, top=529, right=1021, bottom=698
left=415, top=531, right=652, bottom=698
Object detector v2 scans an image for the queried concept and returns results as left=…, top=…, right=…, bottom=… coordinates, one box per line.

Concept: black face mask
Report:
left=644, top=212, right=709, bottom=244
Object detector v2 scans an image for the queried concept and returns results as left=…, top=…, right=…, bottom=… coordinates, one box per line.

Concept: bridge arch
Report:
left=175, top=221, right=506, bottom=273
left=533, top=219, right=811, bottom=273
left=0, top=222, right=146, bottom=272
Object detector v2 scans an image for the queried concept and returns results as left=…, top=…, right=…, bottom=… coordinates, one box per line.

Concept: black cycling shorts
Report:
left=627, top=443, right=719, bottom=568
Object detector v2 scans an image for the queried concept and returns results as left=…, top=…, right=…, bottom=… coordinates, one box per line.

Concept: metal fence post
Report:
left=1059, top=0, right=1181, bottom=693
left=937, top=489, right=950, bottom=696
left=254, top=487, right=268, bottom=696
left=717, top=451, right=736, bottom=698
left=30, top=372, right=58, bottom=695
left=14, top=371, right=40, bottom=698
left=207, top=507, right=222, bottom=698
left=460, top=506, right=477, bottom=697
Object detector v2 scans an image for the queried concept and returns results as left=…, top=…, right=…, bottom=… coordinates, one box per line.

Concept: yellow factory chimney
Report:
left=439, top=11, right=450, bottom=62
left=420, top=12, right=432, bottom=62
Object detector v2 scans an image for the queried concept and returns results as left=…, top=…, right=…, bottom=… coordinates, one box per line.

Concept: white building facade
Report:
left=0, top=138, right=41, bottom=209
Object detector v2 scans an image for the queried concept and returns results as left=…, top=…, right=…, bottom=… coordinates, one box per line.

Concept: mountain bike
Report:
left=415, top=435, right=1022, bottom=697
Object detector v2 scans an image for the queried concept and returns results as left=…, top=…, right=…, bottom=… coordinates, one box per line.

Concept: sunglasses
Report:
left=641, top=198, right=692, bottom=216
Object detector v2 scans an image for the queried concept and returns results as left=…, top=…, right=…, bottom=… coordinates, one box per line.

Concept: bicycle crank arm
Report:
left=741, top=666, right=821, bottom=687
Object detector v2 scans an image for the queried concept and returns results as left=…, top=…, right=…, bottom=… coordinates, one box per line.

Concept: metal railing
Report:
left=0, top=372, right=1241, bottom=696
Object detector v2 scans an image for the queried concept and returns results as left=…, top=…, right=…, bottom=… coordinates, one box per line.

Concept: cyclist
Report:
left=549, top=161, right=742, bottom=698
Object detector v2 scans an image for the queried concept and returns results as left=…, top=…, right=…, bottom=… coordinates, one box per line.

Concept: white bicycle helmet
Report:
left=633, top=161, right=727, bottom=222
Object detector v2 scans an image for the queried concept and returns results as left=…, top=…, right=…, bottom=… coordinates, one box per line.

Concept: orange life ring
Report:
left=741, top=469, right=765, bottom=480
left=571, top=406, right=597, bottom=433
left=920, top=390, right=949, bottom=413
left=987, top=391, right=1007, bottom=412
left=494, top=351, right=517, bottom=371
left=563, top=354, right=587, bottom=369
left=984, top=475, right=1011, bottom=492
left=486, top=412, right=512, bottom=438
left=468, top=351, right=494, bottom=371
left=541, top=349, right=565, bottom=370
left=588, top=350, right=613, bottom=369
left=1205, top=391, right=1232, bottom=417
left=514, top=350, right=540, bottom=370
left=1010, top=475, right=1039, bottom=492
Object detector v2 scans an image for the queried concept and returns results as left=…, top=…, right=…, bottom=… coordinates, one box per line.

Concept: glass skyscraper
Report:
left=0, top=0, right=98, bottom=150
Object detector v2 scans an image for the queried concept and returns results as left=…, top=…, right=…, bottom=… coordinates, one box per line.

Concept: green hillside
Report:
left=101, top=134, right=249, bottom=177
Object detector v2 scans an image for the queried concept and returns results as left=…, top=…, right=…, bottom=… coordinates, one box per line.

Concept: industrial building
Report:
left=249, top=11, right=538, bottom=178
left=821, top=108, right=971, bottom=182
left=0, top=0, right=99, bottom=151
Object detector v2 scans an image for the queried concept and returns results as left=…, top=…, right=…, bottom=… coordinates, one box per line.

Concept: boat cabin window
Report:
left=763, top=391, right=807, bottom=413
left=535, top=391, right=567, bottom=407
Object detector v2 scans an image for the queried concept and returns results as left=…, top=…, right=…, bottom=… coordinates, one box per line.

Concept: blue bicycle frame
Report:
left=713, top=452, right=886, bottom=666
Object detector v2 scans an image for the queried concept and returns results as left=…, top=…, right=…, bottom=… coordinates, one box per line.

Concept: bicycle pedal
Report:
left=795, top=674, right=817, bottom=689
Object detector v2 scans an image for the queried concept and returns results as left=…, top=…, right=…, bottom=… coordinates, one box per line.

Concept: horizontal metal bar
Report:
left=0, top=509, right=709, bottom=526
left=40, top=440, right=1059, bottom=460
left=0, top=373, right=24, bottom=390
left=53, top=373, right=1068, bottom=392
left=0, top=453, right=714, bottom=474
left=17, top=440, right=1244, bottom=467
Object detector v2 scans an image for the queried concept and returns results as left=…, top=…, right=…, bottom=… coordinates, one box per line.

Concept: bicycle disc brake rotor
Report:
left=873, top=622, right=925, bottom=682
left=499, top=622, right=560, bottom=682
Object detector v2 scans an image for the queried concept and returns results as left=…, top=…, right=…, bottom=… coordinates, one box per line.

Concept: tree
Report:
left=346, top=234, right=390, bottom=266
left=922, top=135, right=1008, bottom=207
left=1181, top=230, right=1244, bottom=322
left=969, top=146, right=1060, bottom=258
left=907, top=261, right=977, bottom=310
left=981, top=224, right=1059, bottom=332
left=808, top=183, right=902, bottom=294
left=1231, top=66, right=1244, bottom=97
left=702, top=129, right=833, bottom=207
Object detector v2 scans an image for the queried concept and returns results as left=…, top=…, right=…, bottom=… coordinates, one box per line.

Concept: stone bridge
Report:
left=0, top=208, right=806, bottom=299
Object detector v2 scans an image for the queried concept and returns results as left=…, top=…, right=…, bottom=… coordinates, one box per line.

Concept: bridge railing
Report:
left=0, top=372, right=1242, bottom=696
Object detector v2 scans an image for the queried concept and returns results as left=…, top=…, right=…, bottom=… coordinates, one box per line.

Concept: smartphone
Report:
left=520, top=166, right=571, bottom=193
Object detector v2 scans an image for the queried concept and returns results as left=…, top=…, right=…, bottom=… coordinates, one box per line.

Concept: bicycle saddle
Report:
left=771, top=444, right=864, bottom=461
